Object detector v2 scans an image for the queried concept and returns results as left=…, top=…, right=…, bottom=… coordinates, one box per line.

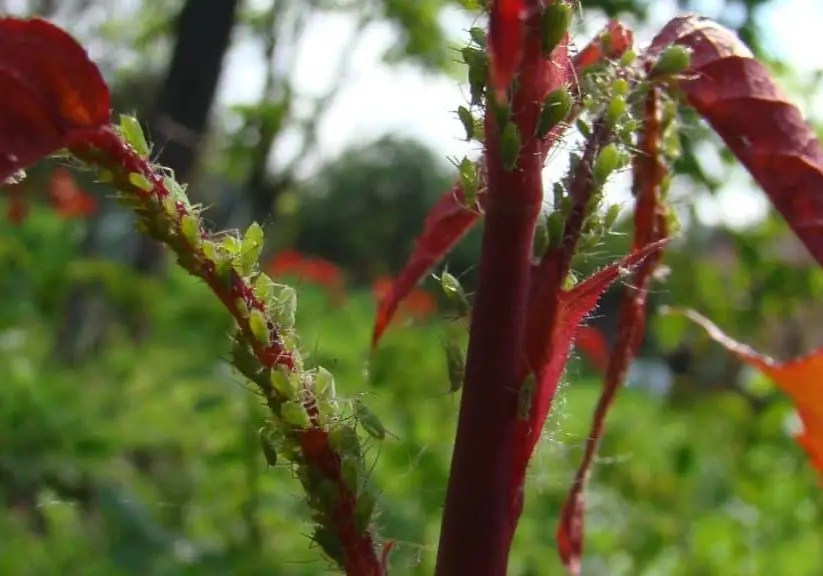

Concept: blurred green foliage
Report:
left=1, top=201, right=821, bottom=575
left=276, top=136, right=482, bottom=285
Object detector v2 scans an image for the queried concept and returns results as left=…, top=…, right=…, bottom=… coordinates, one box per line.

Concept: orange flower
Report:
left=371, top=277, right=393, bottom=301
left=265, top=250, right=346, bottom=303
left=575, top=325, right=610, bottom=372
left=372, top=276, right=436, bottom=325
left=47, top=167, right=96, bottom=218
left=403, top=289, right=436, bottom=319
left=2, top=182, right=29, bottom=224
left=267, top=249, right=305, bottom=274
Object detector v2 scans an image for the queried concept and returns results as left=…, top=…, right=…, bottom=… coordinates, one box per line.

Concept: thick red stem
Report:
left=435, top=10, right=551, bottom=572
left=435, top=183, right=540, bottom=576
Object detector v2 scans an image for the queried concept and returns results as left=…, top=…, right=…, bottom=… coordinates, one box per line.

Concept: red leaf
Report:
left=371, top=181, right=484, bottom=347
left=524, top=240, right=667, bottom=443
left=0, top=18, right=110, bottom=181
left=674, top=308, right=823, bottom=482
left=489, top=0, right=526, bottom=97
left=556, top=258, right=660, bottom=574
left=649, top=15, right=823, bottom=266
left=507, top=238, right=669, bottom=523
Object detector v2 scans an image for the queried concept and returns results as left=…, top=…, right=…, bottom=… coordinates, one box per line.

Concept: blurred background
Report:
left=1, top=0, right=822, bottom=574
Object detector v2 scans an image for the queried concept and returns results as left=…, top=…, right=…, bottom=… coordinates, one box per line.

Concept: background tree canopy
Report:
left=1, top=0, right=822, bottom=574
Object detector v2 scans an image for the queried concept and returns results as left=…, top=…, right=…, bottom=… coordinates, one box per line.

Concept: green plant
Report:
left=1, top=6, right=822, bottom=575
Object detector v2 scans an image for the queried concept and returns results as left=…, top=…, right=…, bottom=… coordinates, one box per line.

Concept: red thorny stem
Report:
left=73, top=127, right=382, bottom=576
left=505, top=118, right=613, bottom=536
left=434, top=7, right=568, bottom=575
left=557, top=88, right=669, bottom=573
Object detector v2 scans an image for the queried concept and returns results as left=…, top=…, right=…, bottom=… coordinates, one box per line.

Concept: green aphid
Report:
left=489, top=98, right=511, bottom=127
left=552, top=182, right=565, bottom=209
left=439, top=269, right=471, bottom=317
left=328, top=424, right=362, bottom=460
left=119, top=114, right=151, bottom=158
left=517, top=375, right=536, bottom=421
left=239, top=221, right=265, bottom=274
left=535, top=86, right=573, bottom=139
left=354, top=399, right=386, bottom=441
left=541, top=1, right=572, bottom=56
left=499, top=123, right=521, bottom=172
left=281, top=400, right=311, bottom=430
left=457, top=106, right=475, bottom=141
left=651, top=45, right=692, bottom=77
left=271, top=285, right=297, bottom=329
left=620, top=49, right=637, bottom=67
left=606, top=93, right=627, bottom=128
left=202, top=240, right=220, bottom=265
left=593, top=142, right=625, bottom=185
left=312, top=525, right=344, bottom=566
left=472, top=116, right=485, bottom=143
left=252, top=273, right=275, bottom=302
left=354, top=489, right=378, bottom=534
left=662, top=123, right=682, bottom=161
left=443, top=335, right=466, bottom=393
left=460, top=45, right=486, bottom=69
left=575, top=118, right=592, bottom=140
left=340, top=455, right=361, bottom=493
left=163, top=174, right=189, bottom=206
left=314, top=366, right=336, bottom=401
left=270, top=367, right=298, bottom=401
left=316, top=479, right=341, bottom=512
left=457, top=157, right=478, bottom=208
left=612, top=77, right=630, bottom=97
left=546, top=210, right=566, bottom=248
left=468, top=26, right=487, bottom=48
left=220, top=233, right=242, bottom=256
left=248, top=307, right=270, bottom=346
left=457, top=0, right=485, bottom=11
left=128, top=172, right=153, bottom=193
left=604, top=203, right=622, bottom=230
left=468, top=59, right=487, bottom=106
left=235, top=297, right=250, bottom=318
left=532, top=212, right=550, bottom=261
left=258, top=428, right=278, bottom=467
left=180, top=213, right=202, bottom=248
left=161, top=195, right=177, bottom=219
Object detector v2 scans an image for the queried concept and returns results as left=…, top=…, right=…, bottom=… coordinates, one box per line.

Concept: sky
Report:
left=215, top=0, right=823, bottom=229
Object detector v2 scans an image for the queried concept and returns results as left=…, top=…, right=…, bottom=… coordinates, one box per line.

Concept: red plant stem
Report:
left=502, top=119, right=612, bottom=550
left=554, top=120, right=611, bottom=279
left=71, top=128, right=381, bottom=575
left=435, top=175, right=541, bottom=576
left=435, top=11, right=551, bottom=575
left=557, top=91, right=668, bottom=571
